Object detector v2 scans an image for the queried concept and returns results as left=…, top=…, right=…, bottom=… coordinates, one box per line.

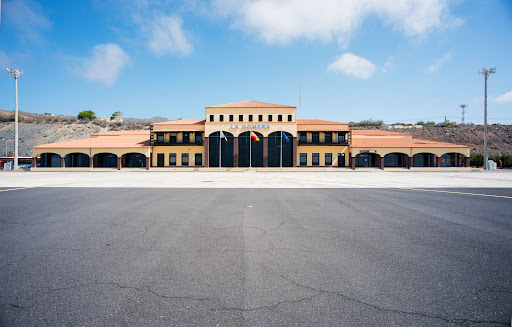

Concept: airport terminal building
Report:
left=32, top=101, right=471, bottom=170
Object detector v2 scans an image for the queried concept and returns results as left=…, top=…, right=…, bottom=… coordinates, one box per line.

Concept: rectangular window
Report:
left=195, top=132, right=202, bottom=144
left=299, top=132, right=307, bottom=142
left=229, top=115, right=233, bottom=122
left=288, top=115, right=292, bottom=122
left=181, top=153, right=189, bottom=166
left=219, top=115, right=224, bottom=122
left=312, top=153, right=320, bottom=166
left=325, top=132, right=332, bottom=143
left=169, top=153, right=176, bottom=166
left=157, top=133, right=164, bottom=143
left=210, top=115, right=214, bottom=122
left=249, top=115, right=253, bottom=122
left=300, top=153, right=307, bottom=166
left=312, top=132, right=319, bottom=143
left=278, top=115, right=282, bottom=122
left=268, top=115, right=272, bottom=122
left=325, top=153, right=332, bottom=166
left=195, top=153, right=202, bottom=166
left=259, top=114, right=263, bottom=122
left=183, top=132, right=190, bottom=143
left=170, top=134, right=177, bottom=143
left=338, top=133, right=346, bottom=143
left=239, top=114, right=243, bottom=122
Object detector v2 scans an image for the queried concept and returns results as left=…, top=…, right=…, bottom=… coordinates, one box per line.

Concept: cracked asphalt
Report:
left=0, top=187, right=511, bottom=326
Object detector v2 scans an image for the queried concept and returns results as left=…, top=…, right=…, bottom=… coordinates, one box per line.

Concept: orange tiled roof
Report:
left=33, top=137, right=150, bottom=149
left=152, top=119, right=206, bottom=125
left=207, top=101, right=295, bottom=108
left=352, top=137, right=468, bottom=148
left=91, top=130, right=150, bottom=137
left=297, top=119, right=350, bottom=125
left=352, top=130, right=410, bottom=136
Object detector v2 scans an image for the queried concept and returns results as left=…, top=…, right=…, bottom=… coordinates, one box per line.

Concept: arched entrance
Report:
left=40, top=153, right=61, bottom=167
left=94, top=153, right=117, bottom=168
left=413, top=153, right=436, bottom=167
left=238, top=131, right=263, bottom=167
left=66, top=153, right=89, bottom=167
left=209, top=131, right=234, bottom=167
left=384, top=153, right=408, bottom=167
left=441, top=153, right=462, bottom=167
left=355, top=153, right=379, bottom=167
left=268, top=131, right=293, bottom=167
left=122, top=153, right=146, bottom=167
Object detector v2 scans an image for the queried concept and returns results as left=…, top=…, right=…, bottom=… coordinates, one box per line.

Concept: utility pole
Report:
left=459, top=104, right=468, bottom=125
left=479, top=68, right=496, bottom=170
left=6, top=68, right=23, bottom=170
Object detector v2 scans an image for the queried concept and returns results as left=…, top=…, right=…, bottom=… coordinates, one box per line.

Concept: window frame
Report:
left=312, top=153, right=320, bottom=166
left=219, top=115, right=224, bottom=122
left=239, top=114, right=243, bottom=122
left=268, top=115, right=273, bottom=122
left=325, top=153, right=332, bottom=166
left=324, top=132, right=332, bottom=143
left=195, top=153, right=202, bottom=166
left=249, top=115, right=253, bottom=122
left=181, top=153, right=189, bottom=166
left=229, top=115, right=233, bottom=122
left=183, top=132, right=190, bottom=143
left=210, top=115, right=214, bottom=122
left=288, top=115, right=292, bottom=122
left=169, top=153, right=176, bottom=166
left=258, top=114, right=263, bottom=122
left=278, top=115, right=282, bottom=122
left=300, top=153, right=307, bottom=166
left=299, top=132, right=307, bottom=143
left=312, top=132, right=320, bottom=143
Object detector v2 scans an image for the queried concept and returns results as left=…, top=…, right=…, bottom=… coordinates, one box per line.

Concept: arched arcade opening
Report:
left=65, top=153, right=89, bottom=167
left=94, top=153, right=117, bottom=168
left=208, top=131, right=234, bottom=167
left=40, top=153, right=61, bottom=167
left=122, top=153, right=146, bottom=168
left=268, top=131, right=293, bottom=167
left=413, top=153, right=436, bottom=167
left=384, top=152, right=408, bottom=167
left=355, top=153, right=379, bottom=167
left=238, top=131, right=263, bottom=167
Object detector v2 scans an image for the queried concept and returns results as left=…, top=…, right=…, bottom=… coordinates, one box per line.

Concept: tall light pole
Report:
left=6, top=68, right=23, bottom=170
left=479, top=68, right=495, bottom=170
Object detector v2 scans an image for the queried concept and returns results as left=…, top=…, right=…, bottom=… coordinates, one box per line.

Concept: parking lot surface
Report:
left=1, top=171, right=511, bottom=326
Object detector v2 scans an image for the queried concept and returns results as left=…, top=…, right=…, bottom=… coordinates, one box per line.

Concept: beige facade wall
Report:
left=297, top=146, right=349, bottom=166
left=152, top=145, right=204, bottom=167
left=204, top=107, right=297, bottom=137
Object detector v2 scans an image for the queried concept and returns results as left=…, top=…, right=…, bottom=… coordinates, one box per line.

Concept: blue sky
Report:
left=0, top=0, right=511, bottom=124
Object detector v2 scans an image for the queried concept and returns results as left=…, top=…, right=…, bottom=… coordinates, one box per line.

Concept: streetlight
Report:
left=479, top=68, right=496, bottom=170
left=6, top=68, right=23, bottom=170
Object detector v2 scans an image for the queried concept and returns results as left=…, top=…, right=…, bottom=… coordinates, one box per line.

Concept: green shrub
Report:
left=77, top=110, right=96, bottom=121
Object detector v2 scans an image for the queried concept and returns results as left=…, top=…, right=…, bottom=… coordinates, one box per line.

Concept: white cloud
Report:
left=213, top=0, right=460, bottom=46
left=382, top=56, right=393, bottom=73
left=149, top=15, right=193, bottom=56
left=496, top=90, right=512, bottom=103
left=328, top=53, right=376, bottom=79
left=77, top=43, right=131, bottom=86
left=426, top=52, right=451, bottom=73
left=3, top=0, right=51, bottom=42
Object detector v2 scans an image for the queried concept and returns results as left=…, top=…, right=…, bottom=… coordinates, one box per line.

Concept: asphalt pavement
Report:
left=0, top=187, right=511, bottom=326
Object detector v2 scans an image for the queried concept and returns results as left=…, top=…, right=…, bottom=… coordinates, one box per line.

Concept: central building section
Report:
left=205, top=101, right=297, bottom=167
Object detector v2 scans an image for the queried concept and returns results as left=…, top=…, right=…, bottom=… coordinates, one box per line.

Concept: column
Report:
left=32, top=157, right=37, bottom=168
left=60, top=157, right=65, bottom=168
left=204, top=137, right=209, bottom=168
left=121, top=155, right=126, bottom=167
left=292, top=137, right=297, bottom=167
left=146, top=157, right=150, bottom=170
left=350, top=154, right=355, bottom=170
left=437, top=157, right=442, bottom=167
left=458, top=156, right=463, bottom=167
left=408, top=157, right=413, bottom=169
left=89, top=156, right=94, bottom=168
left=117, top=157, right=121, bottom=170
left=430, top=154, right=435, bottom=167
left=464, top=157, right=470, bottom=167
left=380, top=156, right=384, bottom=170
left=263, top=137, right=268, bottom=167
left=233, top=137, right=239, bottom=167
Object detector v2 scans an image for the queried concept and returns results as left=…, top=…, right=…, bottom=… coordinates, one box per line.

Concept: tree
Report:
left=111, top=111, right=122, bottom=119
left=7, top=150, right=14, bottom=157
left=77, top=110, right=96, bottom=121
